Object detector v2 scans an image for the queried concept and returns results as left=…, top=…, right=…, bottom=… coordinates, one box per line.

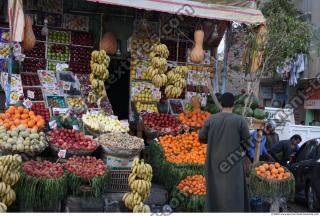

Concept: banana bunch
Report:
left=0, top=154, right=21, bottom=212
left=0, top=183, right=10, bottom=198
left=88, top=50, right=111, bottom=103
left=123, top=158, right=153, bottom=211
left=165, top=85, right=183, bottom=98
left=150, top=44, right=169, bottom=59
left=1, top=189, right=15, bottom=206
left=133, top=202, right=151, bottom=213
left=151, top=57, right=167, bottom=70
left=173, top=66, right=188, bottom=76
left=152, top=74, right=167, bottom=87
left=143, top=67, right=159, bottom=81
left=0, top=202, right=7, bottom=213
left=122, top=191, right=142, bottom=210
left=174, top=78, right=187, bottom=89
left=91, top=50, right=110, bottom=65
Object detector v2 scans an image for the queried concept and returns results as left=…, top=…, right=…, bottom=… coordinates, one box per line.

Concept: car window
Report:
left=295, top=140, right=318, bottom=162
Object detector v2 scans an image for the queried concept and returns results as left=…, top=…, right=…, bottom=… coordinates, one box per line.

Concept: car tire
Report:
left=306, top=184, right=320, bottom=212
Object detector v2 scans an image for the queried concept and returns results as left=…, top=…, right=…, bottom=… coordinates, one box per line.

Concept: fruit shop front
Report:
left=0, top=0, right=272, bottom=213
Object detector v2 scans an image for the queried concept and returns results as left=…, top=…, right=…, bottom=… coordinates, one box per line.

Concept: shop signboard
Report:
left=304, top=100, right=320, bottom=109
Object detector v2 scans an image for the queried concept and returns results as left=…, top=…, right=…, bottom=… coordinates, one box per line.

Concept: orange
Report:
left=36, top=120, right=44, bottom=128
left=262, top=163, right=269, bottom=169
left=15, top=109, right=21, bottom=115
left=29, top=111, right=35, bottom=116
left=278, top=167, right=285, bottom=173
left=14, top=119, right=21, bottom=126
left=21, top=114, right=29, bottom=120
left=275, top=162, right=281, bottom=168
left=7, top=108, right=15, bottom=115
left=4, top=123, right=10, bottom=129
left=23, top=109, right=29, bottom=114
left=27, top=120, right=35, bottom=128
left=271, top=168, right=278, bottom=175
left=13, top=114, right=21, bottom=119
left=10, top=125, right=16, bottom=129
left=0, top=113, right=5, bottom=120
left=258, top=166, right=266, bottom=173
left=4, top=113, right=11, bottom=119
left=17, top=106, right=24, bottom=113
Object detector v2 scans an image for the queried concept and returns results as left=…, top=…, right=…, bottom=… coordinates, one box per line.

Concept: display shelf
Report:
left=48, top=41, right=70, bottom=46
left=70, top=44, right=93, bottom=48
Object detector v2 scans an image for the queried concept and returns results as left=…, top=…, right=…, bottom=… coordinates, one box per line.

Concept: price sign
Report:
left=49, top=120, right=57, bottom=129
left=23, top=99, right=33, bottom=109
left=72, top=125, right=79, bottom=130
left=52, top=107, right=69, bottom=115
left=58, top=149, right=67, bottom=158
left=27, top=90, right=34, bottom=99
left=63, top=81, right=71, bottom=91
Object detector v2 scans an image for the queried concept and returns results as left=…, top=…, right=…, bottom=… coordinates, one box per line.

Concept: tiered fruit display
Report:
left=0, top=106, right=45, bottom=129
left=24, top=42, right=45, bottom=58
left=31, top=102, right=50, bottom=125
left=135, top=102, right=158, bottom=113
left=48, top=128, right=97, bottom=151
left=22, top=58, right=46, bottom=73
left=22, top=160, right=64, bottom=178
left=87, top=50, right=110, bottom=103
left=0, top=154, right=22, bottom=212
left=158, top=132, right=207, bottom=164
left=143, top=113, right=182, bottom=134
left=178, top=110, right=211, bottom=128
left=255, top=162, right=291, bottom=180
left=48, top=31, right=70, bottom=44
left=70, top=46, right=92, bottom=62
left=66, top=97, right=86, bottom=109
left=21, top=73, right=41, bottom=86
left=69, top=62, right=90, bottom=74
left=164, top=66, right=188, bottom=98
left=122, top=159, right=152, bottom=212
left=0, top=124, right=47, bottom=153
left=47, top=44, right=69, bottom=61
left=47, top=96, right=67, bottom=108
left=23, top=87, right=44, bottom=101
left=177, top=175, right=206, bottom=195
left=71, top=32, right=92, bottom=46
left=133, top=88, right=159, bottom=103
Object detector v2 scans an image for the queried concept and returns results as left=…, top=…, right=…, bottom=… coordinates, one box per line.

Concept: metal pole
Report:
left=221, top=24, right=231, bottom=94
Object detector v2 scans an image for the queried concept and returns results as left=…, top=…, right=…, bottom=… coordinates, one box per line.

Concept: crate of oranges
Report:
left=170, top=175, right=206, bottom=212
left=249, top=162, right=295, bottom=200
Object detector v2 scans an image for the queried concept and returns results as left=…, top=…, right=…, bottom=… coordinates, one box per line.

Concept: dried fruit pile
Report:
left=177, top=175, right=206, bottom=195
left=255, top=163, right=291, bottom=180
left=158, top=132, right=207, bottom=164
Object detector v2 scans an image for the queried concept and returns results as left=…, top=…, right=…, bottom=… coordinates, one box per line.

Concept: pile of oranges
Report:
left=158, top=132, right=207, bottom=164
left=178, top=111, right=211, bottom=128
left=255, top=163, right=291, bottom=180
left=177, top=175, right=206, bottom=195
left=0, top=106, right=45, bottom=130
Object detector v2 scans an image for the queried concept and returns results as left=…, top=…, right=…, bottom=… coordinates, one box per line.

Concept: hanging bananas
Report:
left=88, top=50, right=111, bottom=103
left=0, top=154, right=22, bottom=212
left=123, top=158, right=153, bottom=212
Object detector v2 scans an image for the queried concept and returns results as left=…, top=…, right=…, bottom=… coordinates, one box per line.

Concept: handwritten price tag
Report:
left=63, top=81, right=71, bottom=91
left=58, top=149, right=67, bottom=158
left=23, top=99, right=33, bottom=109
left=27, top=90, right=34, bottom=99
left=49, top=120, right=57, bottom=129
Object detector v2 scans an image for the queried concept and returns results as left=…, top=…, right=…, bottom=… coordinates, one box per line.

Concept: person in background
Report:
left=264, top=120, right=279, bottom=152
left=199, top=93, right=251, bottom=212
left=309, top=120, right=315, bottom=126
left=269, top=134, right=302, bottom=165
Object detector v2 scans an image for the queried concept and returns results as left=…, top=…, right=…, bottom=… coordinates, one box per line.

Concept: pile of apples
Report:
left=143, top=112, right=182, bottom=134
left=64, top=156, right=106, bottom=179
left=22, top=160, right=64, bottom=178
left=47, top=128, right=97, bottom=151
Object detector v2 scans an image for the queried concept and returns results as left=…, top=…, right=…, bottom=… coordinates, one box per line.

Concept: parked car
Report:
left=288, top=138, right=320, bottom=211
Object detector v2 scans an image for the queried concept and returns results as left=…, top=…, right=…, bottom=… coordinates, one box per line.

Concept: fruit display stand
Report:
left=149, top=139, right=204, bottom=191
left=15, top=160, right=67, bottom=212
left=249, top=162, right=295, bottom=212
left=170, top=175, right=206, bottom=212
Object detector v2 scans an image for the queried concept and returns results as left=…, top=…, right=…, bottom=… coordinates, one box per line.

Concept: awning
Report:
left=87, top=0, right=265, bottom=24
left=305, top=88, right=320, bottom=110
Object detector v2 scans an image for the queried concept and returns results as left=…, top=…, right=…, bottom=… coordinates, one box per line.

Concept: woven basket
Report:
left=49, top=142, right=99, bottom=157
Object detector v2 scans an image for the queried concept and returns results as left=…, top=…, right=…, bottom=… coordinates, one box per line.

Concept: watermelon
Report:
left=237, top=94, right=259, bottom=109
left=233, top=106, right=253, bottom=117
left=205, top=103, right=219, bottom=114
left=253, top=108, right=267, bottom=120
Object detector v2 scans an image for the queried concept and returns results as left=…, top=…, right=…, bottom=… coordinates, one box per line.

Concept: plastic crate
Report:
left=107, top=168, right=131, bottom=192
